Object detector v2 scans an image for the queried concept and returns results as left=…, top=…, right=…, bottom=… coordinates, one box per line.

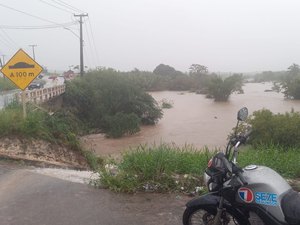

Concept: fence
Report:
left=15, top=85, right=66, bottom=104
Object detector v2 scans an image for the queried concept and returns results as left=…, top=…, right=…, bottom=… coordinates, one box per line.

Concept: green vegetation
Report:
left=253, top=71, right=285, bottom=83
left=124, top=64, right=244, bottom=101
left=206, top=74, right=244, bottom=101
left=0, top=77, right=15, bottom=91
left=248, top=109, right=300, bottom=147
left=97, top=144, right=213, bottom=193
left=63, top=69, right=163, bottom=137
left=93, top=109, right=300, bottom=193
left=0, top=103, right=82, bottom=150
left=276, top=63, right=300, bottom=99
left=238, top=145, right=300, bottom=178
left=96, top=143, right=300, bottom=193
left=160, top=99, right=173, bottom=109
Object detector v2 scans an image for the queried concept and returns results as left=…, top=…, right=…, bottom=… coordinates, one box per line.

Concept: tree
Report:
left=277, top=63, right=300, bottom=99
left=206, top=74, right=244, bottom=101
left=189, top=64, right=208, bottom=76
left=153, top=64, right=183, bottom=77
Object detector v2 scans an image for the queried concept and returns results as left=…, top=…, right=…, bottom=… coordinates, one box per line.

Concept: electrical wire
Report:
left=37, top=0, right=75, bottom=14
left=0, top=3, right=72, bottom=26
left=0, top=32, right=15, bottom=49
left=87, top=17, right=100, bottom=66
left=0, top=28, right=19, bottom=48
left=64, top=27, right=80, bottom=38
left=83, top=19, right=96, bottom=67
left=0, top=22, right=77, bottom=30
left=50, top=0, right=85, bottom=13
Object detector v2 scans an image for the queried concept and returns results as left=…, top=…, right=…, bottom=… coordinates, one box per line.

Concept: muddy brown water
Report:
left=81, top=82, right=300, bottom=156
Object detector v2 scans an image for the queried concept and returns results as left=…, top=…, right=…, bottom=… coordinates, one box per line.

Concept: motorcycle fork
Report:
left=213, top=196, right=225, bottom=225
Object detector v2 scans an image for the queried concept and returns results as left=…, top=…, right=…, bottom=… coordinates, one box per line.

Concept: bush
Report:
left=103, top=112, right=140, bottom=138
left=160, top=99, right=173, bottom=109
left=0, top=78, right=15, bottom=91
left=63, top=69, right=163, bottom=137
left=0, top=103, right=82, bottom=150
left=206, top=74, right=244, bottom=101
left=248, top=109, right=300, bottom=147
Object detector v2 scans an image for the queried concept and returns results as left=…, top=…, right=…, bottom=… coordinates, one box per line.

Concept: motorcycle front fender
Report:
left=186, top=193, right=249, bottom=223
left=186, top=193, right=220, bottom=208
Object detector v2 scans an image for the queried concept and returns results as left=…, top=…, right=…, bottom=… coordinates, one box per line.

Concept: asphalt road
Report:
left=0, top=162, right=189, bottom=225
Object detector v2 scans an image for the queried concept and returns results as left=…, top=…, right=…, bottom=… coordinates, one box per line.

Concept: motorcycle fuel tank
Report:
left=235, top=165, right=292, bottom=223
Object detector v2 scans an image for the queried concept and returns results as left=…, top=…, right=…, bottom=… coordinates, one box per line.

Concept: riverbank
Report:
left=0, top=137, right=89, bottom=170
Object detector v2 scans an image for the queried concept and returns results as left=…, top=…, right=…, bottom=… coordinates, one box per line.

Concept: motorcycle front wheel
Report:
left=182, top=206, right=249, bottom=225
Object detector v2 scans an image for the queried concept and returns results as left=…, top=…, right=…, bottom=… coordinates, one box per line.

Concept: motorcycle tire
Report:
left=183, top=206, right=250, bottom=225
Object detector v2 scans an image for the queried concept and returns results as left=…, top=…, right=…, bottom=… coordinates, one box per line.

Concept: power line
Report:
left=0, top=28, right=19, bottom=48
left=0, top=29, right=17, bottom=49
left=0, top=22, right=77, bottom=30
left=83, top=19, right=96, bottom=67
left=0, top=36, right=14, bottom=49
left=87, top=17, right=100, bottom=66
left=50, top=0, right=85, bottom=13
left=37, top=0, right=75, bottom=14
left=0, top=3, right=72, bottom=26
left=64, top=27, right=80, bottom=38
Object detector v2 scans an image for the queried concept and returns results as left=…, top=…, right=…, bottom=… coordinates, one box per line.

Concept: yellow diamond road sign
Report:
left=0, top=49, right=43, bottom=90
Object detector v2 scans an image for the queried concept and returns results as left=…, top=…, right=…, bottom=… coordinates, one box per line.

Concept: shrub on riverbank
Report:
left=96, top=144, right=300, bottom=193
left=0, top=78, right=15, bottom=91
left=0, top=103, right=82, bottom=150
left=248, top=109, right=300, bottom=147
left=63, top=69, right=163, bottom=137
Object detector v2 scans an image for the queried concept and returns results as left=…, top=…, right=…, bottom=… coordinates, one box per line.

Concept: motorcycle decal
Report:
left=255, top=192, right=278, bottom=206
left=238, top=188, right=254, bottom=203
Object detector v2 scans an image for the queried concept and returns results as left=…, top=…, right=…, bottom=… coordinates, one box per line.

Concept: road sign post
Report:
left=0, top=49, right=43, bottom=118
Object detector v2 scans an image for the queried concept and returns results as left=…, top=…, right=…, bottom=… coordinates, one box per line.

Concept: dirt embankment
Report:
left=0, top=137, right=89, bottom=169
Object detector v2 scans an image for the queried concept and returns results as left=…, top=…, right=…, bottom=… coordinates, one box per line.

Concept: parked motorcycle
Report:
left=183, top=107, right=300, bottom=225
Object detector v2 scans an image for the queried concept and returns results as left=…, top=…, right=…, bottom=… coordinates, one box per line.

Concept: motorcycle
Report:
left=182, top=107, right=300, bottom=225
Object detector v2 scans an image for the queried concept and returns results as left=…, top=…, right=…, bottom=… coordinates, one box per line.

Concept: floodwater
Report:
left=81, top=82, right=300, bottom=156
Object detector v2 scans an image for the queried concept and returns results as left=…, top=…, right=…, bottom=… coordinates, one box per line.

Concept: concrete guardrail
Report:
left=15, top=85, right=66, bottom=104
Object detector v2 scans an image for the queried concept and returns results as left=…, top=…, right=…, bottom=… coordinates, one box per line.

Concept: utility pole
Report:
left=2, top=55, right=5, bottom=65
left=74, top=13, right=88, bottom=76
left=1, top=55, right=5, bottom=79
left=29, top=44, right=37, bottom=60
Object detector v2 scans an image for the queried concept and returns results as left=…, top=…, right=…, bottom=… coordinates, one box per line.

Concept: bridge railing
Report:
left=15, top=85, right=66, bottom=104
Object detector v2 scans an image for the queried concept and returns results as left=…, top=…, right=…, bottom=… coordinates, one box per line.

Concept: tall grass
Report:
left=99, top=144, right=215, bottom=193
left=0, top=103, right=83, bottom=150
left=98, top=144, right=300, bottom=193
left=239, top=145, right=300, bottom=178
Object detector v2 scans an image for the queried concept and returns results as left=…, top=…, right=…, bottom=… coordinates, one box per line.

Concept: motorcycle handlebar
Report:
left=232, top=129, right=252, bottom=145
left=243, top=129, right=252, bottom=140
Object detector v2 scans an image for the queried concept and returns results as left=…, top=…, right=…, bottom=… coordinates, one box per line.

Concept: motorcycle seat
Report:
left=281, top=190, right=300, bottom=225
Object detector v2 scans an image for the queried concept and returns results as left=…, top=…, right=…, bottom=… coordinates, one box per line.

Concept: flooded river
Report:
left=82, top=82, right=300, bottom=156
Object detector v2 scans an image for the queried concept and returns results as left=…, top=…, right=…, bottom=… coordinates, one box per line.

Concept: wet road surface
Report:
left=0, top=161, right=190, bottom=225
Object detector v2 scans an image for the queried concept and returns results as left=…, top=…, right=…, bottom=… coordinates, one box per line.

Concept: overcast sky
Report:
left=0, top=0, right=300, bottom=73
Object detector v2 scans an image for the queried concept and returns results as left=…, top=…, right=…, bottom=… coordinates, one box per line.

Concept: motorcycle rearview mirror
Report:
left=237, top=107, right=248, bottom=121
